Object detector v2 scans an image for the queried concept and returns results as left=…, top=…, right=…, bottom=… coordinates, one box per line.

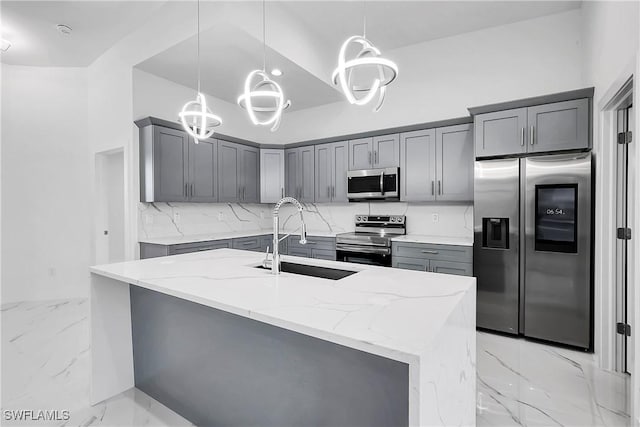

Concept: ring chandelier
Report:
left=331, top=2, right=398, bottom=112
left=238, top=0, right=291, bottom=132
left=179, top=0, right=222, bottom=141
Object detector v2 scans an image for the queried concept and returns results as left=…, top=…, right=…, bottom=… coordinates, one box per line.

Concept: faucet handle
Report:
left=262, top=246, right=272, bottom=268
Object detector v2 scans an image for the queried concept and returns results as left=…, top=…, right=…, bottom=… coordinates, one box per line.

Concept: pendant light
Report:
left=331, top=1, right=398, bottom=112
left=179, top=0, right=222, bottom=141
left=237, top=0, right=291, bottom=132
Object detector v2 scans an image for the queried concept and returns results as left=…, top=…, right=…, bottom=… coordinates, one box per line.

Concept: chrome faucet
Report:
left=263, top=197, right=307, bottom=274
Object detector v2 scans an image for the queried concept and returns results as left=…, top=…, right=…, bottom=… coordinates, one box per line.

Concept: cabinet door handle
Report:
left=190, top=183, right=194, bottom=197
left=530, top=126, right=535, bottom=145
left=431, top=181, right=434, bottom=195
left=520, top=127, right=525, bottom=146
left=327, top=187, right=330, bottom=198
left=332, top=186, right=335, bottom=199
left=282, top=188, right=284, bottom=198
left=438, top=180, right=442, bottom=195
left=374, top=150, right=378, bottom=164
left=185, top=183, right=189, bottom=197
left=368, top=151, right=372, bottom=165
left=421, top=250, right=439, bottom=254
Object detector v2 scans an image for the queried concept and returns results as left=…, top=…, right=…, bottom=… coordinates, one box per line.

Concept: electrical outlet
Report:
left=432, top=213, right=439, bottom=223
left=218, top=212, right=224, bottom=221
left=173, top=212, right=180, bottom=223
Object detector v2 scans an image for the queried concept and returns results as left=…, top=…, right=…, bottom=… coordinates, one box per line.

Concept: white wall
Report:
left=271, top=9, right=583, bottom=144
left=1, top=65, right=90, bottom=303
left=580, top=1, right=640, bottom=422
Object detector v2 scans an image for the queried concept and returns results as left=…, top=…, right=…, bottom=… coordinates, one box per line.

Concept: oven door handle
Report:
left=336, top=245, right=391, bottom=255
left=380, top=171, right=385, bottom=196
left=335, top=240, right=390, bottom=247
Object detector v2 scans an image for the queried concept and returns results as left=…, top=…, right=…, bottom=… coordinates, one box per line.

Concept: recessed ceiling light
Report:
left=0, top=39, right=11, bottom=52
left=56, top=24, right=73, bottom=35
left=270, top=68, right=283, bottom=77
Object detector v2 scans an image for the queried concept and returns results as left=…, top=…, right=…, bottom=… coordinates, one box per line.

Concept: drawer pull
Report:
left=421, top=250, right=439, bottom=254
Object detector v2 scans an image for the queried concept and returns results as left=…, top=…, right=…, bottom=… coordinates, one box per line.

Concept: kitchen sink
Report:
left=256, top=262, right=357, bottom=280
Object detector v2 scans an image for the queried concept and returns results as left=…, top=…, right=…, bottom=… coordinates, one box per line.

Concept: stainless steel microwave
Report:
left=347, top=167, right=399, bottom=201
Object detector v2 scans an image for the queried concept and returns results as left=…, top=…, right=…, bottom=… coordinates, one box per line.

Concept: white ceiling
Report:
left=135, top=23, right=343, bottom=111
left=1, top=1, right=582, bottom=111
left=0, top=1, right=164, bottom=66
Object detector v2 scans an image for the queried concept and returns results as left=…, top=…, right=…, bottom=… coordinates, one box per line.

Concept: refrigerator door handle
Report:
left=521, top=127, right=525, bottom=146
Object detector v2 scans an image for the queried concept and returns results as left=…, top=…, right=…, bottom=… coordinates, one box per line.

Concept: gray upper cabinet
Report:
left=260, top=149, right=285, bottom=203
left=284, top=149, right=298, bottom=198
left=348, top=135, right=399, bottom=170
left=217, top=141, right=260, bottom=203
left=189, top=137, right=218, bottom=202
left=139, top=124, right=217, bottom=203
left=474, top=98, right=590, bottom=158
left=348, top=137, right=373, bottom=170
left=474, top=108, right=528, bottom=158
left=436, top=124, right=473, bottom=201
left=315, top=141, right=349, bottom=203
left=527, top=99, right=589, bottom=153
left=400, top=129, right=436, bottom=202
left=217, top=141, right=241, bottom=202
left=372, top=134, right=400, bottom=168
left=285, top=147, right=315, bottom=202
left=241, top=145, right=260, bottom=203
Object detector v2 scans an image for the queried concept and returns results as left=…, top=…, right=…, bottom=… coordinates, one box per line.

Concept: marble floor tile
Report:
left=2, top=299, right=630, bottom=426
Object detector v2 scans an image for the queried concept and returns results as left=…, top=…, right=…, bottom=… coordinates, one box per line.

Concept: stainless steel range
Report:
left=336, top=215, right=406, bottom=266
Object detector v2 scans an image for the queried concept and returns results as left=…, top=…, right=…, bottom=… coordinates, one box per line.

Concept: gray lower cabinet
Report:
left=474, top=98, right=590, bottom=158
left=287, top=236, right=336, bottom=260
left=399, top=129, right=436, bottom=202
left=140, top=240, right=233, bottom=259
left=315, top=141, right=348, bottom=203
left=218, top=141, right=260, bottom=203
left=231, top=236, right=262, bottom=251
left=348, top=134, right=399, bottom=170
left=391, top=242, right=472, bottom=276
left=140, top=124, right=218, bottom=202
left=285, top=147, right=315, bottom=202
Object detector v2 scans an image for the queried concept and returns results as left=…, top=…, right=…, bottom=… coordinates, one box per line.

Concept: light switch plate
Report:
left=432, top=213, right=439, bottom=223
left=218, top=212, right=224, bottom=221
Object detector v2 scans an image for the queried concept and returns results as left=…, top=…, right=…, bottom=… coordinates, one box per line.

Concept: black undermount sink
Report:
left=256, top=262, right=357, bottom=280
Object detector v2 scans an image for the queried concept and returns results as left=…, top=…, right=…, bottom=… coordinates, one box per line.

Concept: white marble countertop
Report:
left=90, top=249, right=474, bottom=364
left=139, top=230, right=340, bottom=246
left=391, top=234, right=474, bottom=246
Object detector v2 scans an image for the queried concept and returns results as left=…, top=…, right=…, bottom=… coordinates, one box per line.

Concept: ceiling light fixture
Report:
left=237, top=0, right=290, bottom=132
left=56, top=24, right=73, bottom=35
left=179, top=0, right=222, bottom=141
left=270, top=68, right=283, bottom=77
left=0, top=39, right=11, bottom=52
left=331, top=1, right=398, bottom=112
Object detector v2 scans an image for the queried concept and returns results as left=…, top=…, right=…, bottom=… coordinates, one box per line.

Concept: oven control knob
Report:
left=357, top=216, right=362, bottom=222
left=390, top=217, right=396, bottom=222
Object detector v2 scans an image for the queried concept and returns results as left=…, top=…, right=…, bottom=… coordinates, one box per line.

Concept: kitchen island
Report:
left=90, top=248, right=476, bottom=427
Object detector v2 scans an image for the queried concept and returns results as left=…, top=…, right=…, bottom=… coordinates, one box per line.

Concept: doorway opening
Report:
left=616, top=99, right=634, bottom=374
left=95, top=149, right=125, bottom=265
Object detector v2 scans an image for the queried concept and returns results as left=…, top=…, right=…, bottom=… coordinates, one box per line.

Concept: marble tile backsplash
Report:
left=138, top=202, right=473, bottom=240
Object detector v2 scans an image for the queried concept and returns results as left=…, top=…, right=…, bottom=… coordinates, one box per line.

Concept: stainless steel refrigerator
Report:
left=474, top=152, right=593, bottom=350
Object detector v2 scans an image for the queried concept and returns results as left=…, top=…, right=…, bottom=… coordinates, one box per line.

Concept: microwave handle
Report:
left=380, top=171, right=385, bottom=195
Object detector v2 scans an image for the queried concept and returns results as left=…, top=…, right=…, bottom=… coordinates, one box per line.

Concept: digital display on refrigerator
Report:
left=535, top=184, right=578, bottom=253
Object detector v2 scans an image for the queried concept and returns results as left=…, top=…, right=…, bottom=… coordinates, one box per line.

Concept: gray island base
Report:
left=90, top=249, right=476, bottom=426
